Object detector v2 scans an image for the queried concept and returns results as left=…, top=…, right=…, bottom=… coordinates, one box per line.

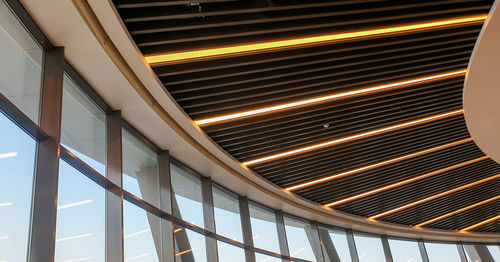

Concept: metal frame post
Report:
left=28, top=47, right=64, bottom=262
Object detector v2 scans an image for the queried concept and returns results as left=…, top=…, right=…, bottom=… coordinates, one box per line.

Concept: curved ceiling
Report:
left=111, top=0, right=500, bottom=233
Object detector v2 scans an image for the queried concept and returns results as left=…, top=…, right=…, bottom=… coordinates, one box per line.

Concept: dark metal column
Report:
left=346, top=230, right=359, bottom=262
left=106, top=111, right=123, bottom=262
left=28, top=47, right=64, bottom=262
left=463, top=244, right=495, bottom=262
left=381, top=236, right=394, bottom=262
left=275, top=211, right=290, bottom=262
left=418, top=240, right=430, bottom=262
left=202, top=178, right=219, bottom=262
left=159, top=151, right=175, bottom=262
left=239, top=196, right=256, bottom=262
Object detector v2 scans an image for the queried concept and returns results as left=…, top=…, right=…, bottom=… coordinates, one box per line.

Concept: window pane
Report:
left=255, top=252, right=281, bottom=262
left=213, top=186, right=243, bottom=242
left=0, top=1, right=43, bottom=123
left=122, top=129, right=159, bottom=206
left=0, top=113, right=36, bottom=262
left=319, top=227, right=352, bottom=262
left=283, top=216, right=316, bottom=261
left=174, top=226, right=207, bottom=262
left=353, top=234, right=385, bottom=262
left=425, top=242, right=462, bottom=262
left=249, top=203, right=280, bottom=253
left=124, top=200, right=161, bottom=262
left=61, top=74, right=106, bottom=175
left=217, top=241, right=245, bottom=262
left=388, top=239, right=423, bottom=262
left=171, top=164, right=204, bottom=227
left=488, top=245, right=500, bottom=261
left=55, top=160, right=105, bottom=262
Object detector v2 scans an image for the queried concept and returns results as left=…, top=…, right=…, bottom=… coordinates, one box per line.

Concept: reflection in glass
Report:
left=61, top=74, right=106, bottom=175
left=353, top=234, right=385, bottom=262
left=0, top=1, right=43, bottom=123
left=122, top=129, right=159, bottom=206
left=124, top=200, right=160, bottom=262
left=425, top=242, right=462, bottom=262
left=255, top=252, right=281, bottom=262
left=319, top=227, right=352, bottom=262
left=174, top=226, right=207, bottom=262
left=217, top=241, right=245, bottom=262
left=388, top=239, right=422, bottom=262
left=0, top=113, right=36, bottom=262
left=249, top=203, right=280, bottom=253
left=171, top=164, right=204, bottom=227
left=283, top=216, right=317, bottom=261
left=463, top=244, right=500, bottom=262
left=213, top=186, right=243, bottom=242
left=55, top=160, right=105, bottom=262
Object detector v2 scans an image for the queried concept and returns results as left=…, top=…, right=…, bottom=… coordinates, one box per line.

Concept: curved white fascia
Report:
left=464, top=0, right=500, bottom=164
left=19, top=0, right=500, bottom=241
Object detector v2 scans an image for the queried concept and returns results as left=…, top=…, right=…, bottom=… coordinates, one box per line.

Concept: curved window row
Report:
left=0, top=1, right=499, bottom=262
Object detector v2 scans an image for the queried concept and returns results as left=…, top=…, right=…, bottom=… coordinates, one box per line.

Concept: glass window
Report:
left=249, top=203, right=280, bottom=254
left=319, top=227, right=352, bottom=262
left=217, top=241, right=245, bottom=262
left=283, top=216, right=317, bottom=261
left=213, top=186, right=243, bottom=242
left=61, top=74, right=106, bottom=175
left=171, top=164, right=204, bottom=227
left=425, top=242, right=462, bottom=262
left=388, top=239, right=423, bottom=262
left=124, top=200, right=161, bottom=262
left=488, top=245, right=500, bottom=261
left=122, top=129, right=159, bottom=206
left=0, top=113, right=36, bottom=262
left=353, top=234, right=385, bottom=262
left=55, top=160, right=105, bottom=262
left=174, top=226, right=207, bottom=262
left=0, top=1, right=43, bottom=123
left=463, top=244, right=500, bottom=262
left=255, top=252, right=281, bottom=262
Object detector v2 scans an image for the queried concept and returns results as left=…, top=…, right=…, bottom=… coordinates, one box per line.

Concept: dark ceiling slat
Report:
left=112, top=0, right=500, bottom=231
left=153, top=27, right=480, bottom=75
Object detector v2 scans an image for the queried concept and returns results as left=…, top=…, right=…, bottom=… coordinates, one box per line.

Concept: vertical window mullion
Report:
left=239, top=196, right=256, bottom=262
left=202, top=177, right=219, bottom=262
left=275, top=211, right=290, bottom=261
left=106, top=111, right=124, bottom=262
left=381, top=235, right=394, bottom=262
left=159, top=151, right=175, bottom=262
left=28, top=47, right=64, bottom=262
left=346, top=230, right=359, bottom=262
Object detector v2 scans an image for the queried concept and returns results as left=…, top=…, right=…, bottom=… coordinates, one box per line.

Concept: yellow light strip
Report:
left=194, top=70, right=466, bottom=126
left=174, top=228, right=183, bottom=233
left=368, top=173, right=500, bottom=220
left=145, top=15, right=487, bottom=64
left=176, top=249, right=194, bottom=257
left=243, top=109, right=464, bottom=166
left=414, top=195, right=500, bottom=228
left=286, top=138, right=473, bottom=191
left=459, top=215, right=500, bottom=232
left=324, top=156, right=488, bottom=207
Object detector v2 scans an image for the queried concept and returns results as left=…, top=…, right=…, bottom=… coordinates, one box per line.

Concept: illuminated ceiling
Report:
left=112, top=0, right=500, bottom=233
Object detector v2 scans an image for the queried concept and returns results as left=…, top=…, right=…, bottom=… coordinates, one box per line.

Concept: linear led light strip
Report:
left=286, top=138, right=473, bottom=191
left=324, top=156, right=489, bottom=207
left=57, top=199, right=92, bottom=210
left=194, top=70, right=466, bottom=126
left=56, top=233, right=92, bottom=242
left=144, top=15, right=487, bottom=65
left=243, top=109, right=464, bottom=166
left=414, top=195, right=500, bottom=228
left=368, top=173, right=500, bottom=220
left=0, top=152, right=17, bottom=159
left=176, top=248, right=197, bottom=257
left=459, top=215, right=500, bottom=232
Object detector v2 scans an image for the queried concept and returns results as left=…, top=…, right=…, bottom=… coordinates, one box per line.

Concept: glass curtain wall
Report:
left=1, top=1, right=500, bottom=262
